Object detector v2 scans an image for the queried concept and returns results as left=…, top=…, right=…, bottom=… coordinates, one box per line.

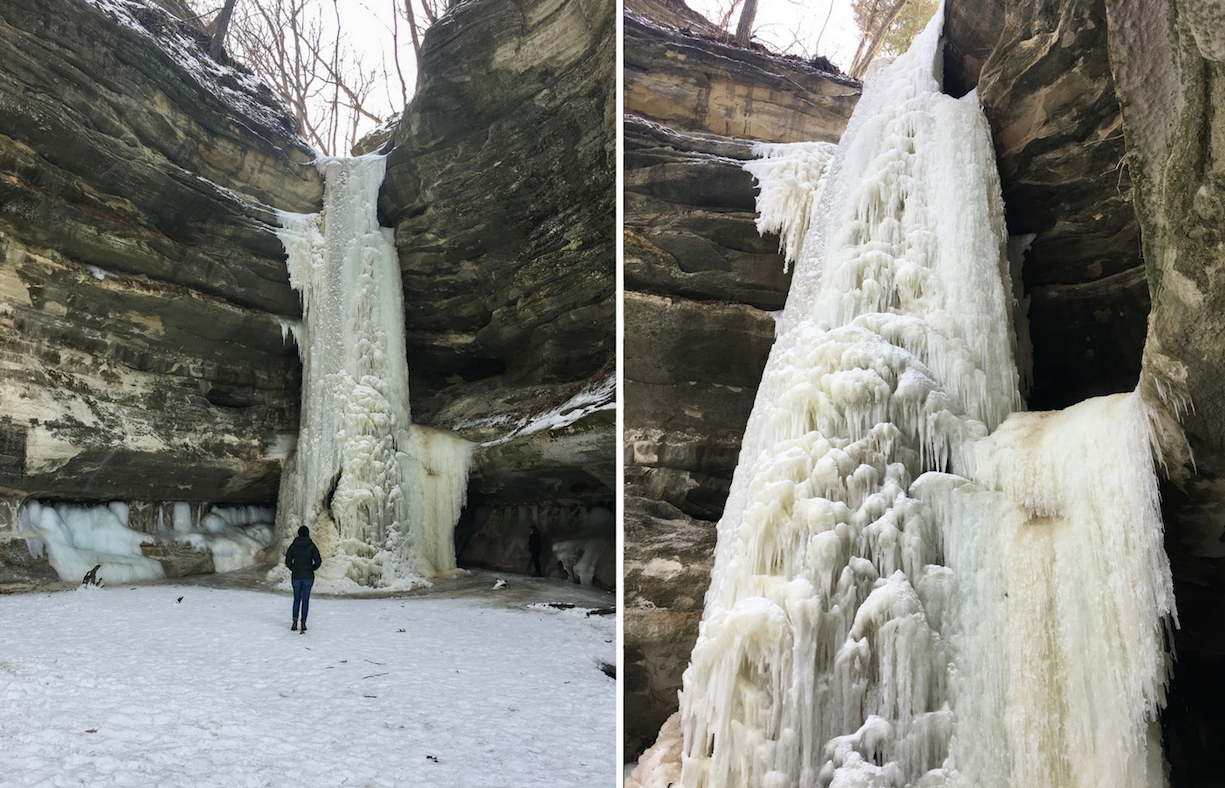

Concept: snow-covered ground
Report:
left=0, top=571, right=615, bottom=787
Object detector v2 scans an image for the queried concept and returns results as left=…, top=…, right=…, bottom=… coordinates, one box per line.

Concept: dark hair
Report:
left=298, top=526, right=310, bottom=537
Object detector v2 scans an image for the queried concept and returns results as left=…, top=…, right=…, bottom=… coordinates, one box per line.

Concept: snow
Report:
left=275, top=156, right=473, bottom=592
left=631, top=4, right=1177, bottom=787
left=0, top=577, right=615, bottom=787
left=81, top=0, right=310, bottom=152
left=460, top=374, right=617, bottom=448
left=83, top=264, right=115, bottom=281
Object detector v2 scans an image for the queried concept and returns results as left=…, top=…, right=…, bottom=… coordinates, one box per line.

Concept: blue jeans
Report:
left=292, top=578, right=314, bottom=622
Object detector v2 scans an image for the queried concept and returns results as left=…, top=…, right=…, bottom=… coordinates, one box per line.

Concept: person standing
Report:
left=528, top=525, right=543, bottom=577
left=285, top=526, right=322, bottom=633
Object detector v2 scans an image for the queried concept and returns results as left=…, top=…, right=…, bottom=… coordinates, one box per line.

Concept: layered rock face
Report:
left=946, top=0, right=1148, bottom=411
left=0, top=0, right=320, bottom=574
left=0, top=0, right=616, bottom=591
left=381, top=0, right=616, bottom=587
left=622, top=4, right=859, bottom=754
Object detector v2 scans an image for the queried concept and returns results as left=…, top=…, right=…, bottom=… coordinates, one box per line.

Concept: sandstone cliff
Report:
left=0, top=0, right=320, bottom=532
left=622, top=3, right=859, bottom=753
left=381, top=0, right=616, bottom=587
left=0, top=0, right=615, bottom=591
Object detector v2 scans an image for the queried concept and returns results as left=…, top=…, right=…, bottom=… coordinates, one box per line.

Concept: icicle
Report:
left=273, top=155, right=473, bottom=592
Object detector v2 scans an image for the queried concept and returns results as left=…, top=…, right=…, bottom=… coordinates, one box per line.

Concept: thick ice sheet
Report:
left=275, top=156, right=472, bottom=590
left=0, top=585, right=614, bottom=787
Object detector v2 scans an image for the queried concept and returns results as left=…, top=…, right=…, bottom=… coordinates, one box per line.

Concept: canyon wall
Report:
left=622, top=3, right=859, bottom=753
left=0, top=0, right=615, bottom=590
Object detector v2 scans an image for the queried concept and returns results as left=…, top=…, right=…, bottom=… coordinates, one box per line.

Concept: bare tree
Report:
left=848, top=0, right=931, bottom=78
left=208, top=0, right=238, bottom=60
left=185, top=0, right=444, bottom=155
left=733, top=0, right=758, bottom=46
left=210, top=0, right=382, bottom=154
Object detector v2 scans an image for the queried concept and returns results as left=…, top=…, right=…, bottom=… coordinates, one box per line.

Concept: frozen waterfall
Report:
left=274, top=155, right=472, bottom=591
left=631, top=6, right=1175, bottom=788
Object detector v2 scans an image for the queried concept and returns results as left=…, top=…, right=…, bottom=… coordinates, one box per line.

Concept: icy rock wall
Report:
left=651, top=6, right=1175, bottom=788
left=16, top=501, right=277, bottom=583
left=275, top=156, right=473, bottom=591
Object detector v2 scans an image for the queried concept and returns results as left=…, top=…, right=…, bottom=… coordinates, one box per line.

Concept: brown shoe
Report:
left=292, top=618, right=298, bottom=631
left=300, top=622, right=307, bottom=634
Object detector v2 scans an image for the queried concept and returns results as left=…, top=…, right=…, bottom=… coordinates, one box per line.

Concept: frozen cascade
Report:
left=17, top=501, right=276, bottom=583
left=274, top=155, right=473, bottom=591
left=630, top=6, right=1176, bottom=788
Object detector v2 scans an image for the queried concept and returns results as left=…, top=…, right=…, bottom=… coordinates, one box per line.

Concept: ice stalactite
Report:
left=274, top=155, right=472, bottom=591
left=917, top=392, right=1174, bottom=788
left=632, top=5, right=1176, bottom=788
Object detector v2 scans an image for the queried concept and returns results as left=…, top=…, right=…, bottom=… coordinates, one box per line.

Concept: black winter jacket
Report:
left=285, top=535, right=322, bottom=580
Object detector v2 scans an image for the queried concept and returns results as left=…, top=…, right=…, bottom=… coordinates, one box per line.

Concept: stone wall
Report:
left=381, top=0, right=617, bottom=581
left=622, top=4, right=858, bottom=754
left=0, top=0, right=320, bottom=519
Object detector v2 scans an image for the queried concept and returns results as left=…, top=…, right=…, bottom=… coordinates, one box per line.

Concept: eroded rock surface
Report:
left=947, top=0, right=1148, bottom=410
left=1105, top=0, right=1225, bottom=779
left=0, top=0, right=320, bottom=547
left=625, top=13, right=858, bottom=144
left=622, top=4, right=858, bottom=754
left=381, top=0, right=616, bottom=579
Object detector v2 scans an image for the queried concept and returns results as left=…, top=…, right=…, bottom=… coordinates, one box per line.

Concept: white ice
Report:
left=274, top=156, right=473, bottom=592
left=18, top=500, right=163, bottom=584
left=461, top=373, right=617, bottom=448
left=17, top=501, right=277, bottom=583
left=0, top=580, right=614, bottom=787
left=164, top=504, right=277, bottom=574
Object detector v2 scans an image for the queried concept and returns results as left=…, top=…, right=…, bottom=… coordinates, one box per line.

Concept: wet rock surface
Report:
left=381, top=0, right=616, bottom=529
left=621, top=5, right=858, bottom=754
left=623, top=495, right=715, bottom=756
left=1105, top=0, right=1225, bottom=779
left=0, top=0, right=318, bottom=506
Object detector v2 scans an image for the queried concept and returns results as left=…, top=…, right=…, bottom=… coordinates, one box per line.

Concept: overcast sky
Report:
left=248, top=0, right=866, bottom=149
left=684, top=0, right=864, bottom=70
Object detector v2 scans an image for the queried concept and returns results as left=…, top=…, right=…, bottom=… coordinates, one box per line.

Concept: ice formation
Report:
left=640, top=7, right=1176, bottom=788
left=274, top=155, right=472, bottom=591
left=17, top=501, right=276, bottom=582
left=165, top=503, right=277, bottom=573
left=19, top=501, right=163, bottom=583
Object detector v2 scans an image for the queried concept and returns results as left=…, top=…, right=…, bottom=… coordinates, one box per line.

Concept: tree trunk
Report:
left=850, top=0, right=909, bottom=78
left=209, top=0, right=239, bottom=61
left=734, top=0, right=757, bottom=46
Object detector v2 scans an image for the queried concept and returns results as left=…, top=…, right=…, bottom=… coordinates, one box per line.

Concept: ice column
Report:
left=658, top=5, right=1174, bottom=788
left=275, top=156, right=472, bottom=590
